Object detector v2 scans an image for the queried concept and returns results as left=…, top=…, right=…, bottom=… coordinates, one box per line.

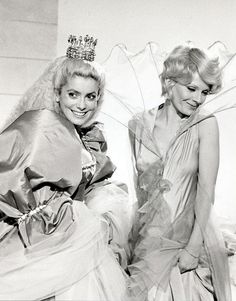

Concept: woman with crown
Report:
left=0, top=35, right=131, bottom=300
left=126, top=44, right=232, bottom=300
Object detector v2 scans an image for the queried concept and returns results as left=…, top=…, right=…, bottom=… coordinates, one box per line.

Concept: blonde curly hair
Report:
left=160, top=45, right=222, bottom=100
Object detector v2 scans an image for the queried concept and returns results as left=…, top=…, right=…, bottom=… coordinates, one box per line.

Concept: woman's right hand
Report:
left=178, top=248, right=199, bottom=274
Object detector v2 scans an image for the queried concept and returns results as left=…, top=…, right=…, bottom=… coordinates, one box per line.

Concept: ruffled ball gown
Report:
left=0, top=109, right=131, bottom=300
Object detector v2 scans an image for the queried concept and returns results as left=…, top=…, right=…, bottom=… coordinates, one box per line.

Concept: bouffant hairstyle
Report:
left=53, top=58, right=105, bottom=127
left=160, top=45, right=222, bottom=99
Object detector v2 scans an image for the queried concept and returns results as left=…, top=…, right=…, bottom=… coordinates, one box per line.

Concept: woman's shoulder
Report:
left=8, top=109, right=73, bottom=134
left=198, top=114, right=219, bottom=140
left=0, top=109, right=78, bottom=161
left=128, top=106, right=159, bottom=133
left=199, top=114, right=218, bottom=129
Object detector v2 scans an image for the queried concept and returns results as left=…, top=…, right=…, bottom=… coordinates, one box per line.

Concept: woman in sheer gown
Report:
left=127, top=45, right=232, bottom=301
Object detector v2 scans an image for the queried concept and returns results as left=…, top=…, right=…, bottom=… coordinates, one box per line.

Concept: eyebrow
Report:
left=187, top=84, right=209, bottom=90
left=67, top=88, right=78, bottom=92
left=67, top=89, right=97, bottom=94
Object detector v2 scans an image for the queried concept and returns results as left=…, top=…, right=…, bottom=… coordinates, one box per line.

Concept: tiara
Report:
left=66, top=34, right=97, bottom=61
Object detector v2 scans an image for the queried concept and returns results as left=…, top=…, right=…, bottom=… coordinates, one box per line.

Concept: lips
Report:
left=72, top=110, right=87, bottom=117
left=186, top=102, right=198, bottom=109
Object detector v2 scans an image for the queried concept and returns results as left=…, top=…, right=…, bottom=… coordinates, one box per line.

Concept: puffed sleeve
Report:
left=0, top=110, right=82, bottom=247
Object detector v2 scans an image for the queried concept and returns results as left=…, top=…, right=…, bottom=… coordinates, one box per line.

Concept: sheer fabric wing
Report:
left=99, top=43, right=166, bottom=201
left=99, top=42, right=236, bottom=297
left=99, top=41, right=236, bottom=204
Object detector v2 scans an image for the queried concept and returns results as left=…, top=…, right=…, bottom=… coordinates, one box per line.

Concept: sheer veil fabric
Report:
left=98, top=41, right=236, bottom=300
left=100, top=41, right=236, bottom=196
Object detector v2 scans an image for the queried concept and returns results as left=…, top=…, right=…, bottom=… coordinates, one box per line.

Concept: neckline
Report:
left=142, top=106, right=200, bottom=161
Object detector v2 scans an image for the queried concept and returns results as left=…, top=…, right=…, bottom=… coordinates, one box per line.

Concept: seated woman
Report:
left=0, top=35, right=131, bottom=301
left=128, top=45, right=232, bottom=300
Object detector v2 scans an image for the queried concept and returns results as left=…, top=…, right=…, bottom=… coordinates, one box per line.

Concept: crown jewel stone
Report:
left=66, top=34, right=97, bottom=62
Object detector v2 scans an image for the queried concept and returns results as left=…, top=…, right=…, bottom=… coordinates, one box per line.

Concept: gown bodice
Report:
left=133, top=107, right=199, bottom=223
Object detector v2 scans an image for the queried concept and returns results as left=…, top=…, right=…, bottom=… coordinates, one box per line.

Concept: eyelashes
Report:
left=87, top=94, right=97, bottom=101
left=187, top=86, right=210, bottom=96
left=68, top=91, right=97, bottom=101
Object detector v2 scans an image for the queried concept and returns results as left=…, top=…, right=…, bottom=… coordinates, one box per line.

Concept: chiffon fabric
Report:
left=127, top=106, right=231, bottom=301
left=99, top=40, right=236, bottom=206
left=99, top=41, right=236, bottom=299
left=0, top=57, right=131, bottom=300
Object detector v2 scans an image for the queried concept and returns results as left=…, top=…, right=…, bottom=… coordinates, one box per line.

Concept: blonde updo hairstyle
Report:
left=53, top=57, right=105, bottom=127
left=160, top=45, right=222, bottom=100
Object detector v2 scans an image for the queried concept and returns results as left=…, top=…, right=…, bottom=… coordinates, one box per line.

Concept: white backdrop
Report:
left=57, top=0, right=236, bottom=62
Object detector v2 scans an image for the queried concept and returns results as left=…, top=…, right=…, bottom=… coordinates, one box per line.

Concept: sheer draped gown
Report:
left=128, top=106, right=231, bottom=301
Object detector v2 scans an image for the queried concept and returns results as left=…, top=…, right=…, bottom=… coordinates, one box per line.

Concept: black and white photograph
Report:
left=0, top=0, right=236, bottom=300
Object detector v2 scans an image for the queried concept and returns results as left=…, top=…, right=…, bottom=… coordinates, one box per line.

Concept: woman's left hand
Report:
left=177, top=248, right=199, bottom=274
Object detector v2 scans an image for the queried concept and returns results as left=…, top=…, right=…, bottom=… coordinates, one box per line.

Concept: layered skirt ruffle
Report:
left=0, top=201, right=129, bottom=300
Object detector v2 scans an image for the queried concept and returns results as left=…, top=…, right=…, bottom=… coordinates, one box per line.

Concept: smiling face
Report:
left=59, top=75, right=99, bottom=127
left=170, top=72, right=210, bottom=117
